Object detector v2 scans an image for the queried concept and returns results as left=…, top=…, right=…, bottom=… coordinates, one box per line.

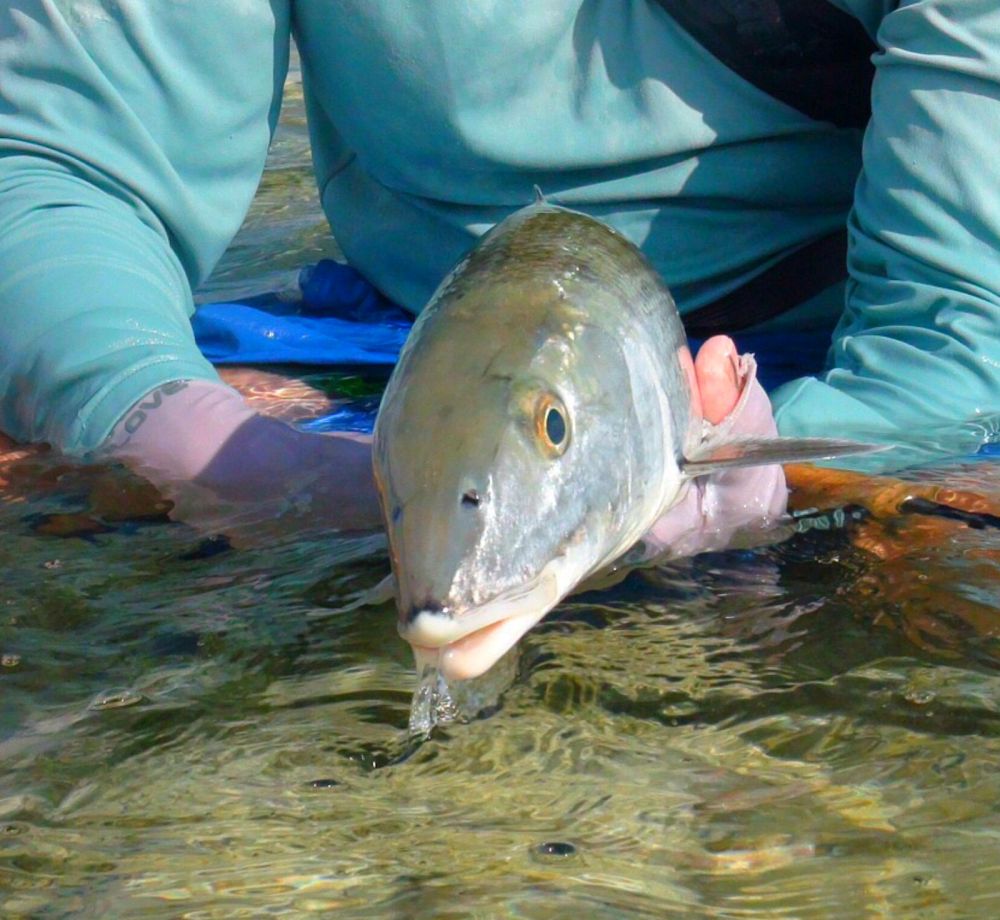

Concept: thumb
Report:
left=694, top=336, right=741, bottom=425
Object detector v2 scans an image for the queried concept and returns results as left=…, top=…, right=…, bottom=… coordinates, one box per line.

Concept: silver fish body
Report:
left=373, top=202, right=868, bottom=680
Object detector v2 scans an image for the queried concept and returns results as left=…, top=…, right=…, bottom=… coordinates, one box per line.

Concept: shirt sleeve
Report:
left=771, top=0, right=1000, bottom=460
left=0, top=1, right=290, bottom=453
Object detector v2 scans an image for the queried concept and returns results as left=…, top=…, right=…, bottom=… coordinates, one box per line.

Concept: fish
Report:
left=372, top=201, right=875, bottom=682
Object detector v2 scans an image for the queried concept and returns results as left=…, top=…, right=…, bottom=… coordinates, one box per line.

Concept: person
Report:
left=0, top=1, right=997, bottom=542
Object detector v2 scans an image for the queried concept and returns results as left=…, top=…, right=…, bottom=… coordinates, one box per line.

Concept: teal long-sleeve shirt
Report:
left=0, top=1, right=997, bottom=455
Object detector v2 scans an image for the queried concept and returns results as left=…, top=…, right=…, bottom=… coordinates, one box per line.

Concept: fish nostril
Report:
left=461, top=489, right=481, bottom=508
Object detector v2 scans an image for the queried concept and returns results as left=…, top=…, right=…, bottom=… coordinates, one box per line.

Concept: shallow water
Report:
left=4, top=55, right=1000, bottom=920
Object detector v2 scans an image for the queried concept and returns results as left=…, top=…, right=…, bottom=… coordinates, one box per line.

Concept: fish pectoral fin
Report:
left=681, top=437, right=886, bottom=480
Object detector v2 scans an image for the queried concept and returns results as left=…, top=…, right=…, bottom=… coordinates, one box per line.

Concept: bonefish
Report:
left=373, top=201, right=874, bottom=681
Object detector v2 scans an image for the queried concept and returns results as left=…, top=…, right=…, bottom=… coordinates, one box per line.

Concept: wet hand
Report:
left=643, top=335, right=787, bottom=556
left=190, top=413, right=381, bottom=532
left=105, top=378, right=382, bottom=535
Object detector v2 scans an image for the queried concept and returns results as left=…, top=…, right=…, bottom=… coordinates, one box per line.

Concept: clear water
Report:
left=4, top=54, right=1000, bottom=919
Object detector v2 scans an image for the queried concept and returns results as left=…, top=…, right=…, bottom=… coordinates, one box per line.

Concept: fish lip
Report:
left=438, top=610, right=542, bottom=681
left=410, top=608, right=552, bottom=682
left=397, top=569, right=562, bottom=650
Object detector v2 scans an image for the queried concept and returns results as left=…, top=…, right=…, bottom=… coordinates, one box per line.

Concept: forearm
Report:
left=772, top=1, right=1000, bottom=460
left=105, top=380, right=253, bottom=485
left=0, top=159, right=219, bottom=453
left=0, top=1, right=290, bottom=452
left=104, top=377, right=381, bottom=529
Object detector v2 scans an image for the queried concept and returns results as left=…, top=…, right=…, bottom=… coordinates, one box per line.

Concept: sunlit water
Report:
left=4, top=54, right=1000, bottom=920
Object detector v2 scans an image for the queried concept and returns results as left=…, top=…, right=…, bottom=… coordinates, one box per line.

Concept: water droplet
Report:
left=1, top=653, right=21, bottom=668
left=409, top=666, right=458, bottom=737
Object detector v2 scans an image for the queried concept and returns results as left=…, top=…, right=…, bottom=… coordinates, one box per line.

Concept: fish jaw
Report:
left=401, top=567, right=563, bottom=681
left=413, top=610, right=548, bottom=681
left=398, top=506, right=659, bottom=681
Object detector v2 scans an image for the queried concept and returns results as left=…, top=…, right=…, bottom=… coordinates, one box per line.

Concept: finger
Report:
left=694, top=335, right=741, bottom=424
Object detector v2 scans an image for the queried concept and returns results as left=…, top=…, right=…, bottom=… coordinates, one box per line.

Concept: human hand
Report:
left=105, top=377, right=381, bottom=534
left=642, top=335, right=787, bottom=557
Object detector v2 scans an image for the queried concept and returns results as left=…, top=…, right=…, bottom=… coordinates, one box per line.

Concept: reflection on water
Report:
left=3, top=52, right=1000, bottom=920
left=3, top=464, right=1000, bottom=917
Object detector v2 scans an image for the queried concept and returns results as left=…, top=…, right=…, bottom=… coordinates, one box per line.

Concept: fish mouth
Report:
left=400, top=570, right=562, bottom=681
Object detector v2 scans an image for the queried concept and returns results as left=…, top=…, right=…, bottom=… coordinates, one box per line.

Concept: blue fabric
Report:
left=194, top=261, right=408, bottom=435
left=198, top=260, right=838, bottom=377
left=298, top=401, right=382, bottom=435
left=193, top=261, right=411, bottom=366
left=195, top=260, right=834, bottom=380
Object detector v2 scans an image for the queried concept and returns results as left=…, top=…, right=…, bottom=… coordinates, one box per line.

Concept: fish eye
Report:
left=535, top=394, right=570, bottom=457
left=545, top=406, right=566, bottom=446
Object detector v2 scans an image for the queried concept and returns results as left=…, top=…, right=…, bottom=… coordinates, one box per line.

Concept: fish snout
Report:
left=400, top=600, right=538, bottom=682
left=399, top=602, right=467, bottom=648
left=400, top=599, right=452, bottom=627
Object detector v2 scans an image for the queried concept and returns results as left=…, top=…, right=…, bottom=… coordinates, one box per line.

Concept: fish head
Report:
left=374, top=276, right=666, bottom=681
